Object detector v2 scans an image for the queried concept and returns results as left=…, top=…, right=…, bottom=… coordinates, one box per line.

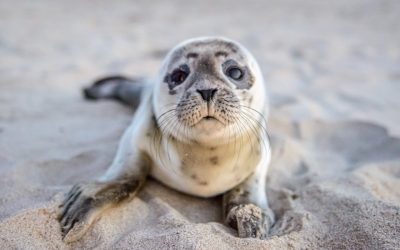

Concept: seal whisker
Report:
left=240, top=107, right=270, bottom=149
left=238, top=110, right=268, bottom=153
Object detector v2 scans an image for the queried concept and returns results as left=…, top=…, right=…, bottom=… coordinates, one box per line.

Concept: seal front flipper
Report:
left=58, top=120, right=152, bottom=243
left=58, top=177, right=146, bottom=243
left=83, top=75, right=147, bottom=108
left=223, top=164, right=275, bottom=239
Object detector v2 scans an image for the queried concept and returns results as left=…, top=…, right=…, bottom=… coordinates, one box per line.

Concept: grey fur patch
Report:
left=167, top=38, right=242, bottom=74
left=197, top=56, right=218, bottom=75
left=190, top=40, right=239, bottom=54
left=183, top=55, right=226, bottom=91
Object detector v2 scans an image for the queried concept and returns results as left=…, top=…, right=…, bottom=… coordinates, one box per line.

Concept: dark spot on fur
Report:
left=198, top=181, right=208, bottom=186
left=215, top=51, right=228, bottom=57
left=187, top=52, right=198, bottom=59
left=210, top=156, right=219, bottom=165
left=190, top=174, right=197, bottom=180
left=209, top=147, right=216, bottom=151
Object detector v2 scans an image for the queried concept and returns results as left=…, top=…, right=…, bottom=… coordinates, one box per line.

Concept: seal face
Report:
left=153, top=37, right=267, bottom=145
left=58, top=37, right=274, bottom=243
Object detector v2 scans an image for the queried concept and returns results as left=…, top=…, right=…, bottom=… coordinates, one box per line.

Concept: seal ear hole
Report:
left=226, top=66, right=244, bottom=80
left=171, top=69, right=188, bottom=85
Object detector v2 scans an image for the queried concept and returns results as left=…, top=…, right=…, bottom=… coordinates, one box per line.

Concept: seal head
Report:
left=153, top=37, right=267, bottom=146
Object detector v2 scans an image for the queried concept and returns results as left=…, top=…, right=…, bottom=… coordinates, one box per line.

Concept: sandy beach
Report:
left=1, top=0, right=400, bottom=249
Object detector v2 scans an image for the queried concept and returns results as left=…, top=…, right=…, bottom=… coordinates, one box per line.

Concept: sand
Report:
left=1, top=0, right=400, bottom=249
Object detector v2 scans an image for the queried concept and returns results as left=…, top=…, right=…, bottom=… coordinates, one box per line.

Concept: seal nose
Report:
left=197, top=89, right=217, bottom=102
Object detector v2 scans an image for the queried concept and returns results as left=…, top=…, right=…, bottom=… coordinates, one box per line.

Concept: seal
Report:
left=58, top=37, right=274, bottom=242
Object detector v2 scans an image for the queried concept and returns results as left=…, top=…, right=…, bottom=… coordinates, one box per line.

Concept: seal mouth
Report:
left=201, top=115, right=222, bottom=123
left=198, top=115, right=224, bottom=125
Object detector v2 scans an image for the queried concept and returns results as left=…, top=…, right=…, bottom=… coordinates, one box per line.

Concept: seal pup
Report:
left=58, top=37, right=274, bottom=242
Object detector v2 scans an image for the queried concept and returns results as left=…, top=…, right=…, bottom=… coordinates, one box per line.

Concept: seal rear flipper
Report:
left=83, top=75, right=146, bottom=108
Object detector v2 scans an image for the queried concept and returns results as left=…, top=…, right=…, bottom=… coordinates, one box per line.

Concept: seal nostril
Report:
left=197, top=89, right=217, bottom=102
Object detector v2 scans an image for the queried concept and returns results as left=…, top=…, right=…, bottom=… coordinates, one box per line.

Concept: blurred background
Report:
left=1, top=0, right=399, bottom=131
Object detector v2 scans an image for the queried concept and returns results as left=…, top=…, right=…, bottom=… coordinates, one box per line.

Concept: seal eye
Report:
left=171, top=70, right=188, bottom=85
left=227, top=67, right=243, bottom=80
